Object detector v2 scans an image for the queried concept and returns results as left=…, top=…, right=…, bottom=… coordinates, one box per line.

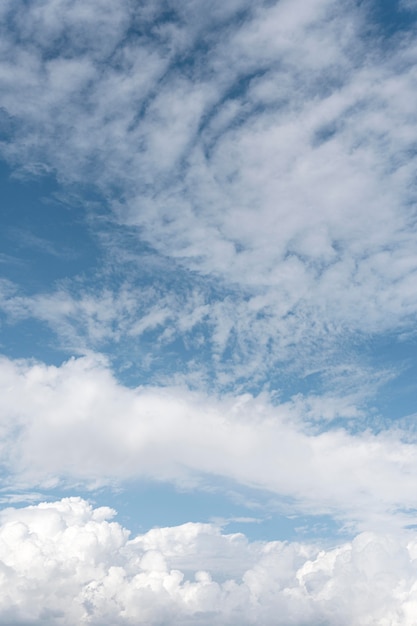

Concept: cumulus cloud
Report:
left=0, top=353, right=416, bottom=531
left=0, top=496, right=417, bottom=625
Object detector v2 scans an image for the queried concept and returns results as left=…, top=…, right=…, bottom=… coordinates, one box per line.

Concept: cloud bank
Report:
left=1, top=497, right=417, bottom=625
left=1, top=354, right=416, bottom=532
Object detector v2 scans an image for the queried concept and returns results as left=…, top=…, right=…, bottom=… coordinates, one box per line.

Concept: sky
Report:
left=1, top=0, right=417, bottom=623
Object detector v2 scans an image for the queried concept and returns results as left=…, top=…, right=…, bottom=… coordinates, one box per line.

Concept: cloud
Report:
left=1, top=0, right=417, bottom=389
left=0, top=353, right=416, bottom=531
left=0, top=0, right=416, bottom=542
left=1, top=4, right=417, bottom=621
left=0, top=496, right=417, bottom=625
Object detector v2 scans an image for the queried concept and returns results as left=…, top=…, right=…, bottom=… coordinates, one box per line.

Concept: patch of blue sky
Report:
left=363, top=332, right=417, bottom=427
left=2, top=479, right=344, bottom=544
left=96, top=482, right=344, bottom=543
left=0, top=161, right=99, bottom=290
left=0, top=318, right=68, bottom=365
left=365, top=0, right=417, bottom=38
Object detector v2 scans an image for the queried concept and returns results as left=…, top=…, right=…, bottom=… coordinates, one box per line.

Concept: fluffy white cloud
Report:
left=0, top=354, right=416, bottom=531
left=1, top=496, right=417, bottom=625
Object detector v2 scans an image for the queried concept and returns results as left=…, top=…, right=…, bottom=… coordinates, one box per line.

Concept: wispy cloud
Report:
left=1, top=0, right=417, bottom=387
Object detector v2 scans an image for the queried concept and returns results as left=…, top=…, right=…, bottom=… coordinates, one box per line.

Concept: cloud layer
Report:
left=1, top=354, right=416, bottom=532
left=1, top=496, right=417, bottom=625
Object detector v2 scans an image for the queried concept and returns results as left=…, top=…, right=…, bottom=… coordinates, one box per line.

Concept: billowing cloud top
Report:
left=2, top=497, right=417, bottom=625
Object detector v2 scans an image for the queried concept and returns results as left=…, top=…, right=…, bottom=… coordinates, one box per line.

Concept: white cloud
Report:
left=1, top=496, right=417, bottom=625
left=1, top=0, right=417, bottom=384
left=0, top=1, right=416, bottom=539
left=0, top=354, right=416, bottom=531
left=0, top=278, right=210, bottom=356
left=1, top=5, right=417, bottom=619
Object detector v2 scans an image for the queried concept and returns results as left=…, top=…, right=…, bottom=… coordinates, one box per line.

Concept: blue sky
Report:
left=1, top=0, right=417, bottom=624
